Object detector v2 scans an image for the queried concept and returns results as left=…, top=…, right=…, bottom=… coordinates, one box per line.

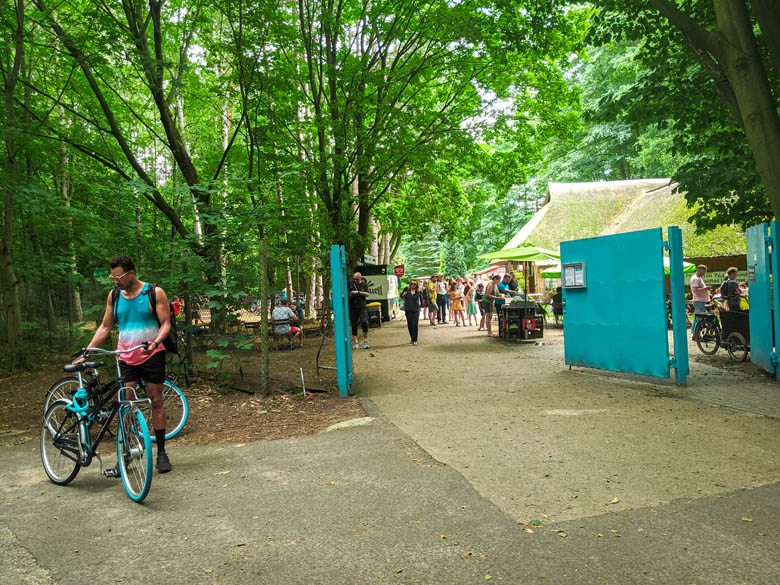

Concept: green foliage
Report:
left=587, top=1, right=776, bottom=227
left=0, top=0, right=594, bottom=370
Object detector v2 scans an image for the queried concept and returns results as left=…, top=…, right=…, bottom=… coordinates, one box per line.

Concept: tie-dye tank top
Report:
left=116, top=282, right=164, bottom=365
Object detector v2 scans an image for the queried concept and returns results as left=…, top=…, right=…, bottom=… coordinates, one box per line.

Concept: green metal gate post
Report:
left=667, top=226, right=689, bottom=386
left=330, top=245, right=353, bottom=397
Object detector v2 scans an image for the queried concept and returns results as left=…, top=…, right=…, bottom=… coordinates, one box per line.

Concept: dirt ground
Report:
left=0, top=335, right=364, bottom=447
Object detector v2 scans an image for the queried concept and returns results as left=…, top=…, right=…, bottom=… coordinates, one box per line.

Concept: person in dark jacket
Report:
left=347, top=272, right=370, bottom=349
left=719, top=267, right=742, bottom=311
left=400, top=279, right=423, bottom=345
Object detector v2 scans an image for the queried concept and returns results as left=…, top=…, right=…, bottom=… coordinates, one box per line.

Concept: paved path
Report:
left=1, top=320, right=779, bottom=585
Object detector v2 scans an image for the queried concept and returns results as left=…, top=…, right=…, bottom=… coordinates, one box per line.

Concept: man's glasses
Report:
left=108, top=270, right=132, bottom=281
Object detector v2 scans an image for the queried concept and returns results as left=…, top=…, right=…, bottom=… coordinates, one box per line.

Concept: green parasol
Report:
left=664, top=256, right=697, bottom=275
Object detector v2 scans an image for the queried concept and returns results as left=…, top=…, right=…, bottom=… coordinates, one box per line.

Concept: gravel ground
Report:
left=353, top=318, right=780, bottom=525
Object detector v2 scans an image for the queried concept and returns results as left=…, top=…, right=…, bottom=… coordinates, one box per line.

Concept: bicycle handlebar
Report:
left=72, top=343, right=150, bottom=359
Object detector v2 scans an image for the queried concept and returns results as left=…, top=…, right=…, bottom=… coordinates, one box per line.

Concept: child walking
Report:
left=450, top=282, right=466, bottom=326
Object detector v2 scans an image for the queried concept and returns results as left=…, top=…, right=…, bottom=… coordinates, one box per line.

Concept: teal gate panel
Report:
left=330, top=245, right=353, bottom=397
left=668, top=226, right=689, bottom=386
left=562, top=228, right=670, bottom=379
left=747, top=222, right=779, bottom=378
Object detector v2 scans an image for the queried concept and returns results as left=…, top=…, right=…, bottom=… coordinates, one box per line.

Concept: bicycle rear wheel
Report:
left=726, top=332, right=749, bottom=362
left=695, top=321, right=720, bottom=355
left=117, top=406, right=152, bottom=502
left=136, top=381, right=188, bottom=441
left=41, top=400, right=81, bottom=485
left=43, top=377, right=80, bottom=415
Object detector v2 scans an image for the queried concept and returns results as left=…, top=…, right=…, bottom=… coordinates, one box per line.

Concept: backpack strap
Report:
left=111, top=286, right=120, bottom=321
left=148, top=283, right=160, bottom=325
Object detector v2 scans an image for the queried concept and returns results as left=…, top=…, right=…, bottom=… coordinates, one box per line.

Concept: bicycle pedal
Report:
left=104, top=466, right=121, bottom=478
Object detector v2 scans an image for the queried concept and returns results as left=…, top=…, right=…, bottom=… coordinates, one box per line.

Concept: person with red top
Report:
left=77, top=256, right=173, bottom=474
left=172, top=296, right=182, bottom=320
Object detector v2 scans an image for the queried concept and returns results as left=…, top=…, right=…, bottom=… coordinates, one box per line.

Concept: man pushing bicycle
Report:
left=77, top=256, right=173, bottom=474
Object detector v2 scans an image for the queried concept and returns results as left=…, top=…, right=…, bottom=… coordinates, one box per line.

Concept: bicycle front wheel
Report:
left=136, top=381, right=188, bottom=441
left=41, top=400, right=81, bottom=485
left=117, top=407, right=152, bottom=502
left=695, top=321, right=720, bottom=355
left=43, top=377, right=80, bottom=415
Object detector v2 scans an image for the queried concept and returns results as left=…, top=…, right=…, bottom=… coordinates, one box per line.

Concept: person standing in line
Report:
left=76, top=255, right=173, bottom=474
left=450, top=281, right=465, bottom=326
left=475, top=282, right=486, bottom=330
left=401, top=279, right=423, bottom=345
left=484, top=274, right=502, bottom=337
left=427, top=276, right=438, bottom=326
left=689, top=264, right=711, bottom=340
left=436, top=275, right=448, bottom=324
left=347, top=271, right=370, bottom=349
left=466, top=281, right=478, bottom=326
left=421, top=279, right=429, bottom=321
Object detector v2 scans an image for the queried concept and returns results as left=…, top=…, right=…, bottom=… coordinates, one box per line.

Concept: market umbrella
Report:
left=478, top=243, right=560, bottom=295
left=540, top=263, right=561, bottom=278
left=664, top=256, right=697, bottom=275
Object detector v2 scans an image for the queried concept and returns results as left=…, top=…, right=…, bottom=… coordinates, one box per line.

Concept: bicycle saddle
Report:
left=63, top=361, right=104, bottom=373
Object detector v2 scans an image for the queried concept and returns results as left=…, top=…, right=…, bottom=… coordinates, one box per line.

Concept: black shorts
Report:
left=119, top=351, right=166, bottom=384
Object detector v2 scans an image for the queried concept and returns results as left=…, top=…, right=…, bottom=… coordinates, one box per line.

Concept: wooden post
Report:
left=258, top=238, right=270, bottom=395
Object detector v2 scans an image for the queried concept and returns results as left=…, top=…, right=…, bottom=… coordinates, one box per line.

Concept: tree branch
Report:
left=32, top=0, right=191, bottom=241
left=647, top=0, right=719, bottom=55
left=750, top=0, right=780, bottom=82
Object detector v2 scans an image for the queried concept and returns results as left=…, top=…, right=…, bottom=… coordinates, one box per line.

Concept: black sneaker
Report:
left=157, top=451, right=173, bottom=473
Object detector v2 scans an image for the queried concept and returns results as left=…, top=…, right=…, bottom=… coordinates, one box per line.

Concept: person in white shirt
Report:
left=272, top=298, right=303, bottom=346
left=689, top=264, right=711, bottom=340
left=436, top=275, right=448, bottom=324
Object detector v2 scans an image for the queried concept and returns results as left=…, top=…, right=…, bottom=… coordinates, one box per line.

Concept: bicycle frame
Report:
left=53, top=345, right=152, bottom=473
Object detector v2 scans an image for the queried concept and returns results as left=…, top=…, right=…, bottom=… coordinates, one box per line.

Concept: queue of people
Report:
left=399, top=272, right=522, bottom=344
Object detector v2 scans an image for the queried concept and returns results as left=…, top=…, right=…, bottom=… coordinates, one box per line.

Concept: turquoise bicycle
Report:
left=44, top=365, right=188, bottom=443
left=41, top=345, right=155, bottom=502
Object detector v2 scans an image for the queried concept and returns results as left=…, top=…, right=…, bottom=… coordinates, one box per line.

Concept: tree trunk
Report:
left=218, top=90, right=232, bottom=282
left=59, top=109, right=83, bottom=323
left=713, top=0, right=780, bottom=218
left=649, top=0, right=780, bottom=219
left=175, top=95, right=204, bottom=244
left=257, top=238, right=269, bottom=395
left=1, top=0, right=25, bottom=361
left=370, top=215, right=379, bottom=258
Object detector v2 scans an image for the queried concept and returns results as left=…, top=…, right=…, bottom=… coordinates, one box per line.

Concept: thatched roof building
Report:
left=503, top=179, right=745, bottom=260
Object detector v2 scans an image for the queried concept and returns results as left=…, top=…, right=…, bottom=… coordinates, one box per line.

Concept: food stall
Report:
left=355, top=264, right=399, bottom=323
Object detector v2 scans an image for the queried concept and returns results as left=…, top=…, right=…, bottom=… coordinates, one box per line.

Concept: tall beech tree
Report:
left=596, top=0, right=780, bottom=222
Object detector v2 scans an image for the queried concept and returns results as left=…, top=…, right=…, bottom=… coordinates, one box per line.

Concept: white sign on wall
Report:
left=363, top=274, right=398, bottom=301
